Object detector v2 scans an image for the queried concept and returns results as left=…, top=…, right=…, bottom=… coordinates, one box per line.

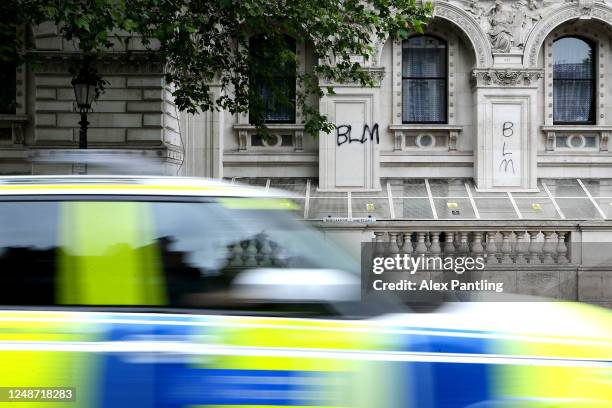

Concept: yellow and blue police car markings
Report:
left=0, top=312, right=611, bottom=407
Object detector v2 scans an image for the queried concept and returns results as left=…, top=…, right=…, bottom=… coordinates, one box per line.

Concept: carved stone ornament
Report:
left=473, top=69, right=543, bottom=87
left=486, top=0, right=515, bottom=52
left=525, top=0, right=612, bottom=67
left=578, top=0, right=596, bottom=17
left=433, top=2, right=493, bottom=67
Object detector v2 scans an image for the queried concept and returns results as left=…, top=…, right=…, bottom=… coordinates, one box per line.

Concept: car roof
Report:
left=0, top=176, right=292, bottom=198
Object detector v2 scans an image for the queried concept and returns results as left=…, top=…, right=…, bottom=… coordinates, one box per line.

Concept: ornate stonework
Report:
left=461, top=0, right=543, bottom=52
left=432, top=1, right=612, bottom=63
left=473, top=69, right=543, bottom=87
left=433, top=2, right=493, bottom=67
left=523, top=0, right=612, bottom=67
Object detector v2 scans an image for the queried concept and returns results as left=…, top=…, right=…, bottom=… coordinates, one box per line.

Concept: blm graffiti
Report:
left=337, top=124, right=380, bottom=146
left=498, top=121, right=516, bottom=175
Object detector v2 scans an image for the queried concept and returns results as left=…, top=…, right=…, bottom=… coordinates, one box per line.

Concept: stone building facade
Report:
left=3, top=0, right=612, bottom=306
left=180, top=0, right=612, bottom=189
left=0, top=22, right=182, bottom=174
left=179, top=0, right=612, bottom=307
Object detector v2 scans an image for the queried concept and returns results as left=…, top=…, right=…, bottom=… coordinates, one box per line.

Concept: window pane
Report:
left=393, top=198, right=434, bottom=219
left=253, top=76, right=295, bottom=122
left=402, top=36, right=446, bottom=78
left=553, top=37, right=594, bottom=123
left=553, top=38, right=593, bottom=79
left=0, top=200, right=358, bottom=308
left=434, top=198, right=476, bottom=219
left=402, top=36, right=447, bottom=124
left=403, top=79, right=446, bottom=122
left=554, top=79, right=593, bottom=123
left=0, top=202, right=59, bottom=305
left=0, top=62, right=15, bottom=115
left=250, top=35, right=296, bottom=124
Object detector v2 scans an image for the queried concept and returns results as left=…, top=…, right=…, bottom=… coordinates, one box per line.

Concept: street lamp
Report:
left=73, top=78, right=96, bottom=149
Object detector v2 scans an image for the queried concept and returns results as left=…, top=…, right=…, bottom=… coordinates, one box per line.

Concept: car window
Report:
left=0, top=198, right=359, bottom=312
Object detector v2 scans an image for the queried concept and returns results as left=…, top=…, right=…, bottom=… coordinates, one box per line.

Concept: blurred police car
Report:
left=0, top=175, right=610, bottom=408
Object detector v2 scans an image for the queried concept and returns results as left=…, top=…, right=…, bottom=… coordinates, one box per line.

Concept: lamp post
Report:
left=72, top=78, right=96, bottom=149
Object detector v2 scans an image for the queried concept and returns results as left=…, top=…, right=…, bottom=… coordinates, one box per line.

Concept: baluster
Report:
left=228, top=242, right=244, bottom=267
left=471, top=232, right=484, bottom=259
left=500, top=231, right=513, bottom=264
left=557, top=231, right=569, bottom=264
left=457, top=232, right=469, bottom=255
left=444, top=232, right=455, bottom=256
left=415, top=232, right=428, bottom=256
left=374, top=231, right=386, bottom=256
left=514, top=231, right=528, bottom=264
left=259, top=236, right=272, bottom=266
left=486, top=232, right=499, bottom=264
left=542, top=231, right=555, bottom=264
left=429, top=232, right=442, bottom=256
left=400, top=232, right=413, bottom=255
left=454, top=232, right=461, bottom=252
left=244, top=239, right=258, bottom=267
left=389, top=232, right=400, bottom=254
left=528, top=231, right=541, bottom=264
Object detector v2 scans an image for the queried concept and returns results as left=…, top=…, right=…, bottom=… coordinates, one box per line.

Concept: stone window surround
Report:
left=234, top=36, right=307, bottom=152
left=543, top=25, right=607, bottom=127
left=236, top=36, right=306, bottom=127
left=542, top=25, right=610, bottom=153
left=390, top=28, right=459, bottom=152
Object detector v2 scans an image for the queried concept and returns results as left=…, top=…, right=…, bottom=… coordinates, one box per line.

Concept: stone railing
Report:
left=372, top=229, right=571, bottom=265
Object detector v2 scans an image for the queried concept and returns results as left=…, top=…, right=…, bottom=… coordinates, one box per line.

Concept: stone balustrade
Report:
left=372, top=230, right=572, bottom=265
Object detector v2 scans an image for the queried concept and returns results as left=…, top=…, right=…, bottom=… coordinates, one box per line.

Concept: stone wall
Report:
left=0, top=22, right=182, bottom=175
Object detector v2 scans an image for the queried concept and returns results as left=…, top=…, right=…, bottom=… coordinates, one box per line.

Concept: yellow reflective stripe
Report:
left=218, top=197, right=300, bottom=210
left=57, top=201, right=166, bottom=305
left=0, top=184, right=222, bottom=191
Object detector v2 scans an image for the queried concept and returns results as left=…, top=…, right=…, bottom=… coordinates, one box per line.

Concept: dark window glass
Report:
left=0, top=8, right=16, bottom=114
left=553, top=37, right=595, bottom=124
left=0, top=199, right=357, bottom=312
left=0, top=202, right=59, bottom=304
left=402, top=36, right=447, bottom=124
left=249, top=35, right=296, bottom=124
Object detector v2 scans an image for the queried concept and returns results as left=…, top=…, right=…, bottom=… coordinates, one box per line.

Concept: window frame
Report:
left=552, top=35, right=597, bottom=126
left=248, top=34, right=297, bottom=125
left=401, top=34, right=449, bottom=125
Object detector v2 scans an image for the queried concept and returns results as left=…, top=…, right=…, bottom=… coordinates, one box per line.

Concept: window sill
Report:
left=234, top=124, right=305, bottom=131
left=389, top=124, right=463, bottom=131
left=541, top=125, right=612, bottom=132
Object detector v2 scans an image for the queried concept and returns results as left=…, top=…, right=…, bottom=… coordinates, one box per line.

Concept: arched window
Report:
left=553, top=37, right=595, bottom=124
left=249, top=34, right=296, bottom=124
left=402, top=35, right=447, bottom=124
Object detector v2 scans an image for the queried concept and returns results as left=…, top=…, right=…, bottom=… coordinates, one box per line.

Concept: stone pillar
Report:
left=473, top=69, right=541, bottom=192
left=318, top=75, right=382, bottom=192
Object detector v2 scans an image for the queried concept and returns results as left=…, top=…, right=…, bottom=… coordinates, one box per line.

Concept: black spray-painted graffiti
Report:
left=498, top=121, right=516, bottom=174
left=337, top=124, right=380, bottom=146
